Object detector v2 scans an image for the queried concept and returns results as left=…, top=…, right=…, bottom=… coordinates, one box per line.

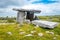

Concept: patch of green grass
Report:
left=0, top=20, right=7, bottom=23
left=0, top=23, right=60, bottom=40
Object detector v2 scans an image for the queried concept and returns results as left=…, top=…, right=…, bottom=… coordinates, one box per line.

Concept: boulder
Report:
left=32, top=20, right=58, bottom=28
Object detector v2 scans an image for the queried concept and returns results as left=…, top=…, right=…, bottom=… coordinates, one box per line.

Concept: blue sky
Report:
left=0, top=0, right=60, bottom=17
left=32, top=0, right=58, bottom=4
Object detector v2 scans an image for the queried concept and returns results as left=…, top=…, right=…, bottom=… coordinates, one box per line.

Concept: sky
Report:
left=0, top=0, right=60, bottom=17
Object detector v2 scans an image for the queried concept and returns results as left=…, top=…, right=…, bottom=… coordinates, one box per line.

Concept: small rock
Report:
left=7, top=32, right=12, bottom=35
left=31, top=31, right=36, bottom=33
left=50, top=32, right=54, bottom=35
left=36, top=25, right=39, bottom=27
left=34, top=25, right=39, bottom=28
left=25, top=20, right=30, bottom=24
left=19, top=31, right=25, bottom=34
left=38, top=33, right=43, bottom=37
left=25, top=34, right=33, bottom=36
left=46, top=31, right=54, bottom=35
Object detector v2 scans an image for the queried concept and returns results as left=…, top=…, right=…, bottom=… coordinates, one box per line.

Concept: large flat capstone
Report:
left=32, top=20, right=58, bottom=28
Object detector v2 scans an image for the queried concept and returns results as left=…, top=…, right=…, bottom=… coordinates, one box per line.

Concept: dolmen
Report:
left=32, top=20, right=58, bottom=29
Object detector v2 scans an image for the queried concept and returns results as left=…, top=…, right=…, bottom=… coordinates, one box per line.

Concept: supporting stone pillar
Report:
left=17, top=11, right=25, bottom=25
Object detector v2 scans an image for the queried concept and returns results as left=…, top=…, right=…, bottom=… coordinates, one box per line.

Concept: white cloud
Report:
left=21, top=2, right=60, bottom=16
left=0, top=6, right=21, bottom=17
left=0, top=0, right=60, bottom=16
left=0, top=0, right=32, bottom=8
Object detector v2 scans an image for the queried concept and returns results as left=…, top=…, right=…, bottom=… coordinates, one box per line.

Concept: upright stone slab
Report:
left=17, top=11, right=25, bottom=25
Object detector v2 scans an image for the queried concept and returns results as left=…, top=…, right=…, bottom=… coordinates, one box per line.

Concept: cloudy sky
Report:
left=0, top=0, right=60, bottom=17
